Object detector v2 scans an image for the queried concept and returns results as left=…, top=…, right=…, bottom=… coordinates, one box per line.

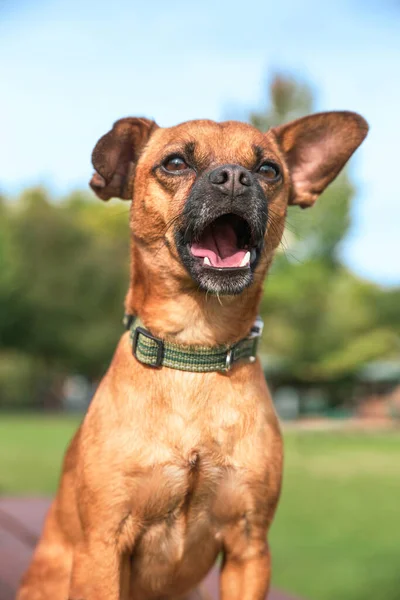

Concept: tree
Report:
left=1, top=188, right=130, bottom=380
left=251, top=74, right=399, bottom=384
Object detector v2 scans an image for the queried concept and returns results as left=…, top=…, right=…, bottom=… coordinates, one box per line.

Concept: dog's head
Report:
left=90, top=113, right=368, bottom=296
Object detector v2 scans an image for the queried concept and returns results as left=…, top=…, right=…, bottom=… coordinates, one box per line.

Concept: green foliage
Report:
left=251, top=74, right=400, bottom=382
left=0, top=189, right=130, bottom=405
left=0, top=352, right=39, bottom=407
left=250, top=73, right=314, bottom=130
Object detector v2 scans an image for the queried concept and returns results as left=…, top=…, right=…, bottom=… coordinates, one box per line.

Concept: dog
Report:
left=17, top=111, right=368, bottom=600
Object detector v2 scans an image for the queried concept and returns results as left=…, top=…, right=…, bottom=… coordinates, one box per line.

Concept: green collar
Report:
left=123, top=314, right=263, bottom=373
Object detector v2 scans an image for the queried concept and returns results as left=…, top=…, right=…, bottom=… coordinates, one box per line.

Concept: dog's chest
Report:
left=120, top=387, right=272, bottom=593
left=127, top=395, right=264, bottom=528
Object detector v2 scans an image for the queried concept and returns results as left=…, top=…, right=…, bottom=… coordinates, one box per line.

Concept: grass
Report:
left=0, top=414, right=80, bottom=494
left=270, top=430, right=400, bottom=600
left=1, top=414, right=399, bottom=600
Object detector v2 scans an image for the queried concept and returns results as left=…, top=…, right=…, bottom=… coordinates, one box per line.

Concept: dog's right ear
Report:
left=272, top=111, right=368, bottom=208
left=89, top=117, right=158, bottom=201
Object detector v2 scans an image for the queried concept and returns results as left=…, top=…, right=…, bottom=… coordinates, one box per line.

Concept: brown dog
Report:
left=17, top=111, right=368, bottom=600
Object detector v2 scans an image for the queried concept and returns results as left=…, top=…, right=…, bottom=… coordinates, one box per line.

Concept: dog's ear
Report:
left=90, top=117, right=159, bottom=201
left=272, top=111, right=368, bottom=208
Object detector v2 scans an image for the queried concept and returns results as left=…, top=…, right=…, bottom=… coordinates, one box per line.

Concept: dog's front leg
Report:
left=69, top=538, right=124, bottom=600
left=220, top=533, right=271, bottom=600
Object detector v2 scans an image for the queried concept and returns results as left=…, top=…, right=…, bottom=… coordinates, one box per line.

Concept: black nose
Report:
left=208, top=164, right=253, bottom=196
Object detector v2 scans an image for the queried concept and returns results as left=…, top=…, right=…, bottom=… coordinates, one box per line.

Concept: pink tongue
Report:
left=191, top=222, right=247, bottom=267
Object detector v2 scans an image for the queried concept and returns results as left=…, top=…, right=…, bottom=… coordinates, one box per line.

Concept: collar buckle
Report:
left=224, top=317, right=264, bottom=371
left=249, top=316, right=264, bottom=339
left=225, top=348, right=234, bottom=371
left=132, top=326, right=164, bottom=368
left=123, top=313, right=135, bottom=331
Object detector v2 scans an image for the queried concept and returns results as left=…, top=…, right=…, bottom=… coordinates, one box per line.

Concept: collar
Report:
left=123, top=314, right=263, bottom=373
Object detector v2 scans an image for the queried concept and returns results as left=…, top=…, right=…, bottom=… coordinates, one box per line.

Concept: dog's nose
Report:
left=208, top=164, right=253, bottom=196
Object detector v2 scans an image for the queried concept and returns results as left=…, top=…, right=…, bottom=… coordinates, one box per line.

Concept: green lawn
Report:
left=0, top=414, right=80, bottom=494
left=1, top=414, right=399, bottom=600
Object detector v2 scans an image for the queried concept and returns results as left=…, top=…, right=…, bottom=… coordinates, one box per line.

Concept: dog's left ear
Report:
left=272, top=111, right=368, bottom=208
left=90, top=117, right=159, bottom=201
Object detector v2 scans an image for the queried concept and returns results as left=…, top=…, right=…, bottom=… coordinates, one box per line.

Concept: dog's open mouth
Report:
left=190, top=214, right=255, bottom=270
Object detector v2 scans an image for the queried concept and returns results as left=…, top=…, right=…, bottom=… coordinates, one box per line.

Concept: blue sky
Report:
left=1, top=0, right=399, bottom=285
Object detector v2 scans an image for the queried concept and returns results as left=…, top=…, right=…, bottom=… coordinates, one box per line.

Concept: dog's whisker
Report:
left=215, top=291, right=223, bottom=307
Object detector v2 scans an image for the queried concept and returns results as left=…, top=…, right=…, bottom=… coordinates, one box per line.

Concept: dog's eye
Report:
left=162, top=156, right=189, bottom=173
left=258, top=162, right=281, bottom=180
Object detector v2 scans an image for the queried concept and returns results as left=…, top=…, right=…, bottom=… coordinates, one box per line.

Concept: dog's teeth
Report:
left=203, top=257, right=211, bottom=266
left=240, top=251, right=251, bottom=267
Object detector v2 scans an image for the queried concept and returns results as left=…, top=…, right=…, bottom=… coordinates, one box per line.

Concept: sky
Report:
left=1, top=0, right=399, bottom=285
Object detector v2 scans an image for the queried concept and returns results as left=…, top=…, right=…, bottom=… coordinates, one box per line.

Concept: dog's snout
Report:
left=209, top=164, right=253, bottom=196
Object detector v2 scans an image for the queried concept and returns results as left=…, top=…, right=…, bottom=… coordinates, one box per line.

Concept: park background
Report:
left=0, top=1, right=399, bottom=599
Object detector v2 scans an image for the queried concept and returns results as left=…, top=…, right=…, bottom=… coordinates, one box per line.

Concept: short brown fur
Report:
left=18, top=111, right=368, bottom=600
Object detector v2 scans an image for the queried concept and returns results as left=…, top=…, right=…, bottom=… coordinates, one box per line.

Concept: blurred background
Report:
left=0, top=1, right=399, bottom=599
